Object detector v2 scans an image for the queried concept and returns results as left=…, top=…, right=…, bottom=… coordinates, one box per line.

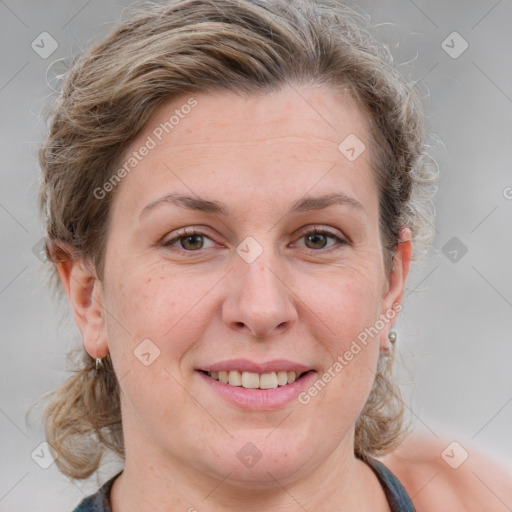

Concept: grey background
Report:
left=1, top=0, right=511, bottom=510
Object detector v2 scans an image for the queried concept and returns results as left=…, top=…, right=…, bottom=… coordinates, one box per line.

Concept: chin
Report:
left=197, top=430, right=324, bottom=487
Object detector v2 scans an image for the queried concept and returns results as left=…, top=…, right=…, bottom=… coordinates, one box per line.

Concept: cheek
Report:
left=296, top=263, right=383, bottom=408
left=102, top=262, right=221, bottom=365
left=103, top=247, right=384, bottom=362
left=302, top=262, right=383, bottom=341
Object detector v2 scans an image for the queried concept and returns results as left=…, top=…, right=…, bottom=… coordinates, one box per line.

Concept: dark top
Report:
left=73, top=457, right=415, bottom=511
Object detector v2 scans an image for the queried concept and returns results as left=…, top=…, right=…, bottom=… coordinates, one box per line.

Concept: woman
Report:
left=38, top=1, right=511, bottom=510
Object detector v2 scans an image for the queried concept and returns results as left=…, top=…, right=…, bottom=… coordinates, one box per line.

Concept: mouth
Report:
left=200, top=369, right=312, bottom=390
left=196, top=359, right=316, bottom=409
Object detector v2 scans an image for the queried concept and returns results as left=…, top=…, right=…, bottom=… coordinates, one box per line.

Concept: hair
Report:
left=38, top=0, right=438, bottom=479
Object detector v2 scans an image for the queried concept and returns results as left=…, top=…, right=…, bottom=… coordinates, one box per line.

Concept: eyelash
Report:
left=161, top=226, right=347, bottom=254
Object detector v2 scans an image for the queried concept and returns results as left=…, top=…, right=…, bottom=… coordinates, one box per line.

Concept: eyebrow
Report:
left=140, top=191, right=365, bottom=219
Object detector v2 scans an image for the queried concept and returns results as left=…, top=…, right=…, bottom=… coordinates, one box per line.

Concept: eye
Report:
left=162, top=226, right=347, bottom=254
left=295, top=227, right=347, bottom=251
left=162, top=228, right=216, bottom=251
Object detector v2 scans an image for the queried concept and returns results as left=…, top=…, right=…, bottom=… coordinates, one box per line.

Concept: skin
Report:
left=57, top=84, right=430, bottom=511
left=383, top=433, right=512, bottom=511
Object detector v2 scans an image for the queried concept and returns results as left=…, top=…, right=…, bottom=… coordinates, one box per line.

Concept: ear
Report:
left=52, top=242, right=109, bottom=360
left=379, top=228, right=413, bottom=352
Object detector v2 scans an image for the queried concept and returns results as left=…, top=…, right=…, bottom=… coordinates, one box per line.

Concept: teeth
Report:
left=260, top=372, right=278, bottom=389
left=228, top=370, right=242, bottom=386
left=208, top=370, right=304, bottom=388
left=241, top=371, right=260, bottom=389
left=276, top=370, right=288, bottom=386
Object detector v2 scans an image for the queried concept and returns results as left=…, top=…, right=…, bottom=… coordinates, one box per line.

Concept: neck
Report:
left=110, top=433, right=390, bottom=512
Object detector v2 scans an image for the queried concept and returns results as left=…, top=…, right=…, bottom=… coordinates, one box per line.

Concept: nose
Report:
left=222, top=250, right=298, bottom=339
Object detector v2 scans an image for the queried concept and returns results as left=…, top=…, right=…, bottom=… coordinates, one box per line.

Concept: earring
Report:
left=382, top=331, right=397, bottom=358
left=95, top=357, right=103, bottom=371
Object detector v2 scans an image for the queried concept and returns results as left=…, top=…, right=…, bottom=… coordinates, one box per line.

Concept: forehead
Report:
left=110, top=85, right=377, bottom=219
left=146, top=85, right=369, bottom=149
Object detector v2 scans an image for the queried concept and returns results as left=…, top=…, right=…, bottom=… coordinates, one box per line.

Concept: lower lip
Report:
left=197, top=371, right=317, bottom=411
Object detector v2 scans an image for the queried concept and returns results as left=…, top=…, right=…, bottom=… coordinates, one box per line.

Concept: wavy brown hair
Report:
left=37, top=0, right=437, bottom=479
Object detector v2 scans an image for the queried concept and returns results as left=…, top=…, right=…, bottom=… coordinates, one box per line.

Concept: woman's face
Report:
left=72, top=85, right=410, bottom=487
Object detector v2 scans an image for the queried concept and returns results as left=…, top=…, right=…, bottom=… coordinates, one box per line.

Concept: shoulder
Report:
left=378, top=432, right=512, bottom=512
left=72, top=471, right=121, bottom=512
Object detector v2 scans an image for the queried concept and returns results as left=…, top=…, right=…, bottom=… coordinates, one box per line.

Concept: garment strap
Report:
left=363, top=456, right=416, bottom=511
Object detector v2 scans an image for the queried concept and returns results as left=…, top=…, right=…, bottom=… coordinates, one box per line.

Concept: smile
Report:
left=197, top=359, right=315, bottom=409
left=205, top=370, right=307, bottom=389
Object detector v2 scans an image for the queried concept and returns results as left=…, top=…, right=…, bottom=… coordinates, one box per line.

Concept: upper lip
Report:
left=198, top=359, right=313, bottom=374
